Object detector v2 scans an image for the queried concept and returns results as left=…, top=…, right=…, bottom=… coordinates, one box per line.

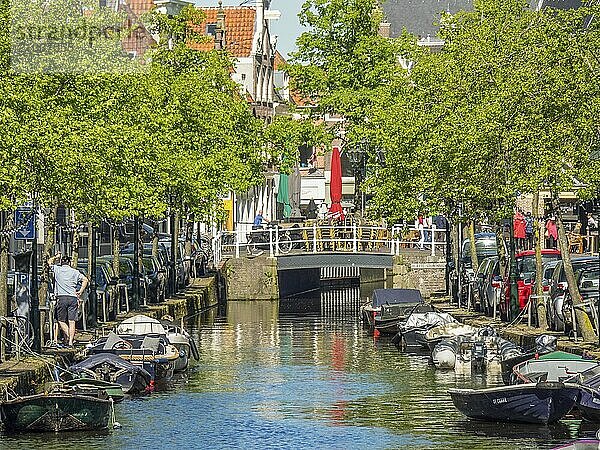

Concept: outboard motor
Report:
left=471, top=341, right=487, bottom=373
left=535, top=334, right=557, bottom=355
left=477, top=326, right=497, bottom=337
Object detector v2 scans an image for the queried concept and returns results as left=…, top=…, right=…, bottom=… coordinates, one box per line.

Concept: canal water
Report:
left=2, top=285, right=596, bottom=449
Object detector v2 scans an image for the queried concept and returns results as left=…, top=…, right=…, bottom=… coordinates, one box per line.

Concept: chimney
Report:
left=215, top=0, right=226, bottom=50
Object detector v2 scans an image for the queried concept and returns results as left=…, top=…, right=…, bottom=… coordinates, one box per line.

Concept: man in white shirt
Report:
left=48, top=252, right=88, bottom=347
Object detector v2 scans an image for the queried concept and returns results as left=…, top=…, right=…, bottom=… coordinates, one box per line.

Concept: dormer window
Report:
left=206, top=23, right=217, bottom=37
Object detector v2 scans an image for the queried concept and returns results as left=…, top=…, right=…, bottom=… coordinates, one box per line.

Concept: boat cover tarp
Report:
left=372, top=289, right=423, bottom=307
left=425, top=322, right=478, bottom=340
left=70, top=353, right=145, bottom=373
left=403, top=312, right=456, bottom=329
left=117, top=315, right=167, bottom=335
left=539, top=351, right=583, bottom=361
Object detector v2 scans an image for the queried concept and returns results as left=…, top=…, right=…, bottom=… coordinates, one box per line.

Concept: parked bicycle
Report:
left=246, top=223, right=292, bottom=256
left=1, top=311, right=34, bottom=359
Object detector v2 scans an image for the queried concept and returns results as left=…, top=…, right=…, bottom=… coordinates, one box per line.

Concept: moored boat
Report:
left=361, top=288, right=425, bottom=333
left=564, top=365, right=600, bottom=422
left=422, top=322, right=480, bottom=351
left=87, top=332, right=179, bottom=384
left=116, top=314, right=199, bottom=372
left=512, top=351, right=600, bottom=384
left=392, top=311, right=457, bottom=349
left=0, top=392, right=113, bottom=432
left=60, top=378, right=125, bottom=403
left=500, top=334, right=558, bottom=385
left=449, top=381, right=579, bottom=424
left=432, top=333, right=521, bottom=372
left=69, top=353, right=152, bottom=395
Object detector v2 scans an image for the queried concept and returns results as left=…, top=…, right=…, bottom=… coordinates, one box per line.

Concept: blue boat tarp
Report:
left=372, top=289, right=423, bottom=307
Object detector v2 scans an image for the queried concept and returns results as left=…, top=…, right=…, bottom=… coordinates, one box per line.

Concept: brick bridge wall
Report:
left=391, top=253, right=446, bottom=298
left=224, top=252, right=447, bottom=301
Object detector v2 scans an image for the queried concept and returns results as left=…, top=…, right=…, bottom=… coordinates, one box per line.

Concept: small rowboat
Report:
left=0, top=392, right=113, bottom=432
left=449, top=381, right=579, bottom=424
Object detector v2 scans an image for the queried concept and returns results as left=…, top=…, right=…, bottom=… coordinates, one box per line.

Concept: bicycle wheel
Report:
left=9, top=316, right=34, bottom=353
left=278, top=234, right=292, bottom=254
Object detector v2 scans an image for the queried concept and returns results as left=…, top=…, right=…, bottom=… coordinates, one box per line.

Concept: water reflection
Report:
left=1, top=287, right=591, bottom=449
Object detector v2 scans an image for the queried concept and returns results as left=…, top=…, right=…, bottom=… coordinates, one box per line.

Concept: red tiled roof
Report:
left=273, top=50, right=286, bottom=70
left=191, top=7, right=256, bottom=58
left=291, top=90, right=316, bottom=107
left=126, top=0, right=155, bottom=17
left=121, top=0, right=156, bottom=56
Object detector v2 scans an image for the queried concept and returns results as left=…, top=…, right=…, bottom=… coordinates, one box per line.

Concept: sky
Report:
left=193, top=0, right=306, bottom=59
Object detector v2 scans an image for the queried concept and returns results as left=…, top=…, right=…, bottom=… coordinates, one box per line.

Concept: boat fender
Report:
left=190, top=338, right=200, bottom=361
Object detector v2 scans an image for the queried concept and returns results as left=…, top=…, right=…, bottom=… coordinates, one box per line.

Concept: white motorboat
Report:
left=117, top=315, right=199, bottom=372
left=432, top=333, right=522, bottom=373
left=422, top=322, right=479, bottom=350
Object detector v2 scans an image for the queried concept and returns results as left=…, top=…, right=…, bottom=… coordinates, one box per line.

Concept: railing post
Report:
left=269, top=227, right=274, bottom=258
left=431, top=223, right=436, bottom=257
left=235, top=230, right=240, bottom=259
left=275, top=225, right=280, bottom=257
left=353, top=223, right=357, bottom=253
left=313, top=223, right=317, bottom=253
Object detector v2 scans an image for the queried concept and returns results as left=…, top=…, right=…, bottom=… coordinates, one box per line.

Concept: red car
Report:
left=504, top=249, right=561, bottom=311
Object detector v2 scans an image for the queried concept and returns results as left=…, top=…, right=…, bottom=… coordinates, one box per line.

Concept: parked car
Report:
left=561, top=263, right=600, bottom=334
left=476, top=256, right=501, bottom=317
left=499, top=249, right=562, bottom=321
left=547, top=256, right=599, bottom=331
left=122, top=242, right=174, bottom=296
left=141, top=255, right=167, bottom=303
left=541, top=260, right=561, bottom=293
left=76, top=259, right=119, bottom=322
left=159, top=239, right=188, bottom=289
left=452, top=232, right=498, bottom=305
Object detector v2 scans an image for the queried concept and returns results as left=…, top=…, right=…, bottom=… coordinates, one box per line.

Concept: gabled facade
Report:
left=195, top=1, right=277, bottom=119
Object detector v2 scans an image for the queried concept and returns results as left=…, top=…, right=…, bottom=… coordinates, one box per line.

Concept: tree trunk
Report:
left=496, top=225, right=507, bottom=280
left=38, top=206, right=57, bottom=310
left=152, top=220, right=159, bottom=258
left=70, top=221, right=80, bottom=268
left=533, top=191, right=548, bottom=330
left=553, top=195, right=596, bottom=341
left=87, top=223, right=93, bottom=277
left=185, top=213, right=194, bottom=277
left=0, top=211, right=11, bottom=318
left=112, top=225, right=120, bottom=278
left=468, top=220, right=479, bottom=271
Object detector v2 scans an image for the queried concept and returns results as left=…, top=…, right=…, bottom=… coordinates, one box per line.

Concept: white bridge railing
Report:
left=212, top=223, right=448, bottom=266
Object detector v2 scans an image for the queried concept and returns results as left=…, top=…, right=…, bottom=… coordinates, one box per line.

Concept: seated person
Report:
left=252, top=210, right=269, bottom=230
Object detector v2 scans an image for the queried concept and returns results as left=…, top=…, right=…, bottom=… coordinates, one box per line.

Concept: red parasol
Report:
left=328, top=146, right=345, bottom=220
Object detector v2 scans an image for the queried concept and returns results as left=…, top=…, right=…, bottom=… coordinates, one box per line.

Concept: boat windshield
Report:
left=570, top=365, right=600, bottom=388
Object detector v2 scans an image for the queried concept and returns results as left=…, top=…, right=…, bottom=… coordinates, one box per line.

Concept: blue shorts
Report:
left=56, top=296, right=78, bottom=322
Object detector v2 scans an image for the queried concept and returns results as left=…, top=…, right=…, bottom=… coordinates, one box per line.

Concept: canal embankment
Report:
left=433, top=297, right=600, bottom=359
left=0, top=276, right=219, bottom=397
